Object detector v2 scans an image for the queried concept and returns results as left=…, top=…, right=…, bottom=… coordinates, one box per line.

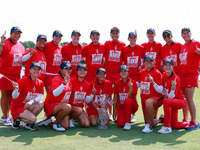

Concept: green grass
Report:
left=0, top=87, right=200, bottom=150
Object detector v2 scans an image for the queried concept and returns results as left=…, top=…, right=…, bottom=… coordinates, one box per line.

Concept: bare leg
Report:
left=181, top=87, right=189, bottom=121
left=1, top=90, right=12, bottom=117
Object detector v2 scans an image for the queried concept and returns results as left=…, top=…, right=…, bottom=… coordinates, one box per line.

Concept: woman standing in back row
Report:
left=179, top=27, right=200, bottom=130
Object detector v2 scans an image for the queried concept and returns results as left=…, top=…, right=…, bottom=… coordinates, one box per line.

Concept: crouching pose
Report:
left=140, top=55, right=163, bottom=133
left=10, top=62, right=44, bottom=131
left=158, top=59, right=189, bottom=134
left=113, top=65, right=138, bottom=130
left=44, top=61, right=77, bottom=131
left=86, top=68, right=113, bottom=127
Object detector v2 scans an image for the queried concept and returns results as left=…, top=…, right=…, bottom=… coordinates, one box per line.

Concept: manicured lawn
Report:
left=0, top=88, right=200, bottom=150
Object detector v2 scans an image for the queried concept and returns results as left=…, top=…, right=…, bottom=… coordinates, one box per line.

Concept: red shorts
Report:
left=10, top=102, right=25, bottom=121
left=179, top=73, right=199, bottom=88
left=141, top=96, right=163, bottom=116
left=44, top=74, right=57, bottom=86
left=44, top=100, right=60, bottom=118
left=86, top=107, right=98, bottom=117
left=0, top=73, right=20, bottom=90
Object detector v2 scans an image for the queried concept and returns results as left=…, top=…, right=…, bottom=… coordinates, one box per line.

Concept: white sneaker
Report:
left=1, top=116, right=12, bottom=126
left=70, top=119, right=75, bottom=128
left=37, top=118, right=52, bottom=127
left=53, top=124, right=65, bottom=131
left=123, top=123, right=131, bottom=130
left=109, top=114, right=113, bottom=121
left=131, top=115, right=136, bottom=123
left=158, top=126, right=172, bottom=134
left=142, top=124, right=153, bottom=133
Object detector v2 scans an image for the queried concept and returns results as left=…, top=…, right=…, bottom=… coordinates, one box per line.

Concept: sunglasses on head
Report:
left=163, top=34, right=170, bottom=38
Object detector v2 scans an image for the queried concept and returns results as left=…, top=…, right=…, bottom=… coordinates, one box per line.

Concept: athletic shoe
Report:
left=24, top=123, right=38, bottom=131
left=1, top=116, right=12, bottom=126
left=142, top=124, right=153, bottom=133
left=11, top=118, right=20, bottom=129
left=158, top=126, right=172, bottom=134
left=109, top=114, right=114, bottom=121
left=123, top=123, right=131, bottom=130
left=37, top=118, right=52, bottom=127
left=159, top=114, right=164, bottom=123
left=53, top=124, right=65, bottom=131
left=131, top=115, right=136, bottom=123
left=185, top=121, right=199, bottom=130
left=70, top=119, right=75, bottom=128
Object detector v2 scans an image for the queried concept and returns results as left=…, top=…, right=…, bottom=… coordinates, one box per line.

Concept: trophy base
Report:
left=98, top=124, right=108, bottom=130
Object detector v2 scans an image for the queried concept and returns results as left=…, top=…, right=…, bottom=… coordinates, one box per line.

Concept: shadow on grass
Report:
left=0, top=121, right=189, bottom=146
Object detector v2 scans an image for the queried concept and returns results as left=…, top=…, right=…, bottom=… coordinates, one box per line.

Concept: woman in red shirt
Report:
left=10, top=62, right=44, bottom=131
left=140, top=55, right=163, bottom=133
left=158, top=59, right=189, bottom=134
left=113, top=65, right=138, bottom=130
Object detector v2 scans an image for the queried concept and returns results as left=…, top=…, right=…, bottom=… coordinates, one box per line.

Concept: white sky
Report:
left=1, top=0, right=200, bottom=45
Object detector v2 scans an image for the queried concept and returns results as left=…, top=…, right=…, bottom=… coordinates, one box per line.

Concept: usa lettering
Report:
left=179, top=52, right=188, bottom=65
left=23, top=92, right=39, bottom=103
left=12, top=54, right=22, bottom=66
left=119, top=93, right=128, bottom=104
left=62, top=92, right=71, bottom=103
left=74, top=91, right=86, bottom=103
left=71, top=55, right=82, bottom=66
left=39, top=61, right=47, bottom=74
left=141, top=81, right=150, bottom=95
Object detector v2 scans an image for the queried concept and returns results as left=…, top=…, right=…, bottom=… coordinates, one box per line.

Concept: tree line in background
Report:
left=20, top=41, right=87, bottom=49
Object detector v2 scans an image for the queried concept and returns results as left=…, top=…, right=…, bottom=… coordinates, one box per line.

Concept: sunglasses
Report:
left=163, top=34, right=170, bottom=38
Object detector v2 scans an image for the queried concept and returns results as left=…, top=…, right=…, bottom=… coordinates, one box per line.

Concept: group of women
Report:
left=0, top=26, right=199, bottom=133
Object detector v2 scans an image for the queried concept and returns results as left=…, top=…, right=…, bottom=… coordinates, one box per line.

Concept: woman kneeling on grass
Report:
left=86, top=68, right=113, bottom=127
left=68, top=63, right=91, bottom=128
left=44, top=61, right=79, bottom=131
left=140, top=55, right=163, bottom=133
left=113, top=65, right=138, bottom=130
left=158, top=59, right=189, bottom=134
left=11, top=62, right=44, bottom=131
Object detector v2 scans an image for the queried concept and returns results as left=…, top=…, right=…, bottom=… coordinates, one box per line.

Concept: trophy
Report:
left=98, top=99, right=108, bottom=129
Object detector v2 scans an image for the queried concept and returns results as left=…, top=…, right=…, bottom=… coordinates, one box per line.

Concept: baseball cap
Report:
left=128, top=32, right=137, bottom=38
left=30, top=62, right=42, bottom=69
left=10, top=26, right=22, bottom=33
left=77, top=63, right=87, bottom=71
left=163, top=58, right=174, bottom=66
left=119, top=65, right=129, bottom=72
left=147, top=28, right=155, bottom=34
left=162, top=30, right=172, bottom=36
left=90, top=30, right=100, bottom=37
left=71, top=30, right=81, bottom=36
left=181, top=27, right=191, bottom=33
left=96, top=68, right=106, bottom=74
left=144, top=55, right=154, bottom=62
left=110, top=27, right=120, bottom=33
left=60, top=61, right=73, bottom=69
left=37, top=34, right=47, bottom=41
left=53, top=30, right=63, bottom=37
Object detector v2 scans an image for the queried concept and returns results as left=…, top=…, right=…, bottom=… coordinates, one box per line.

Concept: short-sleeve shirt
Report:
left=0, top=38, right=25, bottom=76
left=86, top=79, right=113, bottom=108
left=161, top=42, right=182, bottom=73
left=61, top=42, right=82, bottom=78
left=11, top=76, right=44, bottom=107
left=104, top=40, right=126, bottom=83
left=141, top=42, right=162, bottom=71
left=114, top=78, right=137, bottom=109
left=162, top=72, right=185, bottom=99
left=179, top=40, right=200, bottom=75
left=45, top=74, right=72, bottom=104
left=122, top=44, right=145, bottom=80
left=24, top=47, right=47, bottom=80
left=82, top=42, right=106, bottom=82
left=44, top=41, right=62, bottom=74
left=69, top=77, right=91, bottom=108
left=140, top=68, right=163, bottom=100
